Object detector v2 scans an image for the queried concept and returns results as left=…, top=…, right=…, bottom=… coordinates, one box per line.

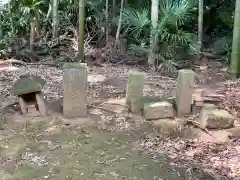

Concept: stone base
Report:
left=144, top=101, right=174, bottom=120
left=18, top=91, right=47, bottom=117
left=199, top=108, right=235, bottom=129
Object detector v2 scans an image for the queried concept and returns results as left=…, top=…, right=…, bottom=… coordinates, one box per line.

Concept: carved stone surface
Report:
left=63, top=63, right=87, bottom=117
left=125, top=69, right=145, bottom=113
left=176, top=69, right=195, bottom=116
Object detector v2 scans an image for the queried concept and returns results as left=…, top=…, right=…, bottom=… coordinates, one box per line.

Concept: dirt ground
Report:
left=0, top=61, right=240, bottom=179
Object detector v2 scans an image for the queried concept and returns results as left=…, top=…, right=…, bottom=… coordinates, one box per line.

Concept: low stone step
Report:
left=199, top=108, right=235, bottom=129
left=144, top=101, right=174, bottom=120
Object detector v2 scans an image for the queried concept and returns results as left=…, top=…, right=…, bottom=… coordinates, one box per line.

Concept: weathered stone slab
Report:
left=18, top=96, right=27, bottom=115
left=143, top=101, right=174, bottom=120
left=36, top=92, right=47, bottom=116
left=176, top=69, right=195, bottom=116
left=200, top=108, right=235, bottom=129
left=153, top=119, right=182, bottom=136
left=12, top=74, right=45, bottom=95
left=126, top=69, right=145, bottom=113
left=192, top=103, right=216, bottom=114
left=63, top=63, right=87, bottom=117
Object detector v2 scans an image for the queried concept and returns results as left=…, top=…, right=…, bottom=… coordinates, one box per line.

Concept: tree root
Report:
left=87, top=104, right=117, bottom=114
left=181, top=119, right=212, bottom=136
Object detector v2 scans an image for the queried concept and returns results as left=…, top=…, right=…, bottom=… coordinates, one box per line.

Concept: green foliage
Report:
left=211, top=36, right=232, bottom=64
left=122, top=7, right=150, bottom=40
left=123, top=0, right=197, bottom=73
left=0, top=0, right=236, bottom=70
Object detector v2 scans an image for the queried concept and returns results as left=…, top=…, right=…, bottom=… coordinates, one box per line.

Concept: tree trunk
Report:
left=230, top=0, right=240, bottom=76
left=148, top=0, right=159, bottom=65
left=52, top=0, right=58, bottom=38
left=78, top=0, right=85, bottom=62
left=34, top=9, right=41, bottom=35
left=112, top=0, right=116, bottom=20
left=198, top=0, right=204, bottom=53
left=105, top=0, right=109, bottom=46
left=124, top=0, right=127, bottom=8
left=30, top=20, right=35, bottom=53
left=47, top=1, right=52, bottom=19
left=115, top=0, right=124, bottom=50
left=0, top=14, right=2, bottom=39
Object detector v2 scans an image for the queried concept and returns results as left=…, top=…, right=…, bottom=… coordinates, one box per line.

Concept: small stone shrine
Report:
left=12, top=74, right=47, bottom=116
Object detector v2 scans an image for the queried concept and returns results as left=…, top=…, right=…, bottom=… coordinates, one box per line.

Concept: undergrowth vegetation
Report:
left=0, top=0, right=236, bottom=71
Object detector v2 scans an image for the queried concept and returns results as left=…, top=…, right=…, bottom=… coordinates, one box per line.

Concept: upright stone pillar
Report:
left=176, top=69, right=195, bottom=116
left=63, top=63, right=87, bottom=117
left=126, top=69, right=145, bottom=113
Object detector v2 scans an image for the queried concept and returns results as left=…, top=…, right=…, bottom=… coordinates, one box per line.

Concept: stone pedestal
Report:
left=63, top=63, right=87, bottom=117
left=176, top=69, right=195, bottom=116
left=18, top=92, right=47, bottom=116
left=12, top=74, right=47, bottom=117
left=126, top=69, right=145, bottom=113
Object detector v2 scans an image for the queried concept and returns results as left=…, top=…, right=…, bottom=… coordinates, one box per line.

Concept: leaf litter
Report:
left=0, top=61, right=240, bottom=179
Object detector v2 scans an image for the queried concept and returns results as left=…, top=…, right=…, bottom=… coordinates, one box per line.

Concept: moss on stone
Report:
left=126, top=69, right=145, bottom=113
left=12, top=75, right=45, bottom=95
left=63, top=63, right=87, bottom=69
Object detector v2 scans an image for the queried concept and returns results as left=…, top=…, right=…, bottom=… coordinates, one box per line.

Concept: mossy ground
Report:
left=0, top=117, right=188, bottom=180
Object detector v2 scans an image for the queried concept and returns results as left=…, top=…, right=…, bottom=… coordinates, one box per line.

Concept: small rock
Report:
left=44, top=125, right=62, bottom=136
left=180, top=126, right=202, bottom=140
left=153, top=119, right=182, bottom=136
left=88, top=108, right=103, bottom=116
left=226, top=127, right=240, bottom=139
left=105, top=98, right=126, bottom=106
left=211, top=130, right=231, bottom=143
left=102, top=98, right=126, bottom=114
left=144, top=101, right=174, bottom=120
left=200, top=108, right=235, bottom=129
left=87, top=74, right=106, bottom=84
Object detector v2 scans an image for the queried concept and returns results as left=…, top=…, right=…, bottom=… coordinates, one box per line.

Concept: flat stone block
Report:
left=192, top=103, right=216, bottom=114
left=200, top=108, right=235, bottom=129
left=144, top=101, right=174, bottom=120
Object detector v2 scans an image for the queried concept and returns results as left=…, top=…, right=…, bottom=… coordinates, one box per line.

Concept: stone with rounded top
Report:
left=12, top=74, right=45, bottom=96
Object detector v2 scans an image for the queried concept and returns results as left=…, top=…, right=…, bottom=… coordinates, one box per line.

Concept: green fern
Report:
left=121, top=7, right=150, bottom=39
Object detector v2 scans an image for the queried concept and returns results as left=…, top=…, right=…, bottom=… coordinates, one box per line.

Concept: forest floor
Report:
left=0, top=59, right=240, bottom=179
